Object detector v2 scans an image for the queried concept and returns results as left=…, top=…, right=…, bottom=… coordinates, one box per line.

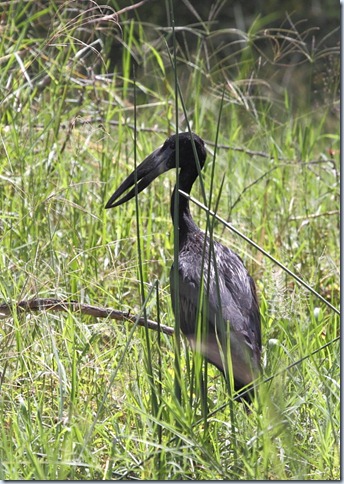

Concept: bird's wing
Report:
left=216, top=242, right=261, bottom=355
left=170, top=240, right=261, bottom=389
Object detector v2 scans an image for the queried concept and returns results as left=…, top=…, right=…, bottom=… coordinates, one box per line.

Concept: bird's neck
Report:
left=170, top=169, right=199, bottom=243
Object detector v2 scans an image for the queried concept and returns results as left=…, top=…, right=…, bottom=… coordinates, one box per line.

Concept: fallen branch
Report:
left=0, top=298, right=174, bottom=336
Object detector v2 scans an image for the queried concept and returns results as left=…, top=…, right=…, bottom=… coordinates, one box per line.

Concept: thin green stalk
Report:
left=170, top=0, right=181, bottom=407
left=155, top=279, right=163, bottom=479
left=133, top=70, right=158, bottom=418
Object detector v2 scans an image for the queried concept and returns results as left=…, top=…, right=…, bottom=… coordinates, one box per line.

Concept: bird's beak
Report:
left=105, top=145, right=172, bottom=209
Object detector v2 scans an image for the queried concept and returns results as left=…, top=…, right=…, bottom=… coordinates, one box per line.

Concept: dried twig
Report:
left=116, top=0, right=151, bottom=16
left=289, top=210, right=339, bottom=221
left=0, top=298, right=174, bottom=336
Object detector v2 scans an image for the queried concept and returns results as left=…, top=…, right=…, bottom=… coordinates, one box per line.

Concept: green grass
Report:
left=0, top=1, right=340, bottom=480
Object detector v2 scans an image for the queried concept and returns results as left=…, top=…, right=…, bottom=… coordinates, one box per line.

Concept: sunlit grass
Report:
left=0, top=0, right=339, bottom=480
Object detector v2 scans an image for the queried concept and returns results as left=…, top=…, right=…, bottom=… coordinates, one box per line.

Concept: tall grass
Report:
left=0, top=0, right=339, bottom=480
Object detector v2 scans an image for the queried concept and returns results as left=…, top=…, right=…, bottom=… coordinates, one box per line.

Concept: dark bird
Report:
left=105, top=132, right=261, bottom=403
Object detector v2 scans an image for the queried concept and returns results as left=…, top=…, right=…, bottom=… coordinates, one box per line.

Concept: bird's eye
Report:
left=163, top=139, right=175, bottom=151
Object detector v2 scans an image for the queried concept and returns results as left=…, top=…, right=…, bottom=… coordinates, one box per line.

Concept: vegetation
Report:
left=0, top=0, right=339, bottom=479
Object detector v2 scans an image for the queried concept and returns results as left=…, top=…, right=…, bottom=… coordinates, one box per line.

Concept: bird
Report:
left=105, top=132, right=261, bottom=403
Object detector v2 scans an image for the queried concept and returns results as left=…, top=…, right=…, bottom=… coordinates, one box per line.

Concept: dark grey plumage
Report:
left=106, top=132, right=261, bottom=402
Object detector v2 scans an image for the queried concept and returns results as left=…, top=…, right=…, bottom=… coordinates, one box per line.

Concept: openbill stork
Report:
left=105, top=132, right=261, bottom=402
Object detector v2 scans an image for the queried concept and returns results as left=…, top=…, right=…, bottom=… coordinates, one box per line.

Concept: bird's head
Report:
left=105, top=132, right=206, bottom=209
